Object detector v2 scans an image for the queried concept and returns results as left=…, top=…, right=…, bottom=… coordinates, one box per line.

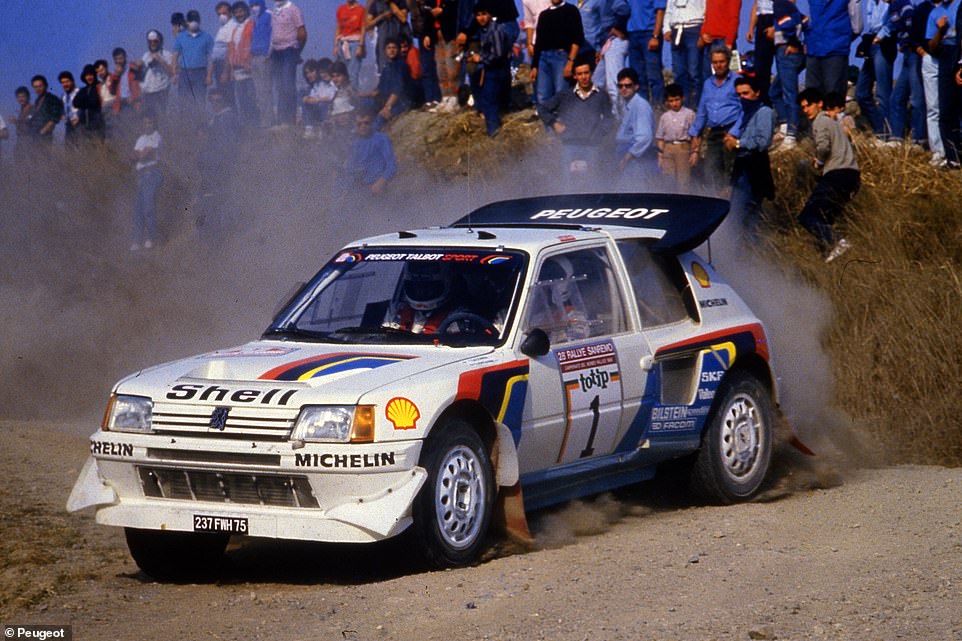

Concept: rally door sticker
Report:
left=554, top=340, right=623, bottom=464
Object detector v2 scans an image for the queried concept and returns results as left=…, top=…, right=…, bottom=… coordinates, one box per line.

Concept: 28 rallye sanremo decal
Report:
left=555, top=340, right=621, bottom=461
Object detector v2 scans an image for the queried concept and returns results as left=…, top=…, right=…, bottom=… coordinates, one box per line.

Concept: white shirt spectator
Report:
left=141, top=49, right=175, bottom=93
left=134, top=130, right=162, bottom=171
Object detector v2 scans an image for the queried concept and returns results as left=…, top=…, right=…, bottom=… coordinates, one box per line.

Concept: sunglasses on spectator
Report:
left=617, top=82, right=634, bottom=88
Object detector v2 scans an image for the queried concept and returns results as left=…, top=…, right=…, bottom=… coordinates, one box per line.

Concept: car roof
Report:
left=353, top=194, right=730, bottom=256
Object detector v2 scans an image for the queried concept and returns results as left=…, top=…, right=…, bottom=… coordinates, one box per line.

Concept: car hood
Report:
left=116, top=340, right=496, bottom=405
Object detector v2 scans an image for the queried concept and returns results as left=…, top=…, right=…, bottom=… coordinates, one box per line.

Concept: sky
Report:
left=0, top=0, right=791, bottom=105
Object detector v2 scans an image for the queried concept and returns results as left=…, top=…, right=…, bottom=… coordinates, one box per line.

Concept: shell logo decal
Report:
left=385, top=397, right=420, bottom=430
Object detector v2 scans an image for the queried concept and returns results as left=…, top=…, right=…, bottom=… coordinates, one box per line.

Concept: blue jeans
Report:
left=922, top=53, right=944, bottom=156
left=420, top=39, right=442, bottom=104
left=134, top=166, right=163, bottom=245
left=628, top=29, right=664, bottom=103
left=271, top=47, right=301, bottom=125
left=536, top=49, right=568, bottom=105
left=476, top=66, right=508, bottom=135
left=937, top=43, right=961, bottom=164
left=774, top=48, right=803, bottom=136
left=890, top=51, right=925, bottom=143
left=336, top=40, right=365, bottom=88
left=805, top=54, right=848, bottom=97
left=855, top=42, right=893, bottom=139
left=234, top=78, right=259, bottom=126
left=669, top=26, right=702, bottom=108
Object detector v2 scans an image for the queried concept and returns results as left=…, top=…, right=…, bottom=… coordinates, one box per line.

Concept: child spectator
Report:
left=132, top=112, right=163, bottom=251
left=302, top=58, right=336, bottom=137
left=824, top=91, right=857, bottom=140
left=655, top=82, right=696, bottom=189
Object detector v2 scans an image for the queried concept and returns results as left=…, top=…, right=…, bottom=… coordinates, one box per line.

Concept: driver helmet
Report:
left=401, top=261, right=452, bottom=312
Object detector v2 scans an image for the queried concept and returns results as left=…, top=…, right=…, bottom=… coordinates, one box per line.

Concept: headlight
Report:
left=291, top=405, right=375, bottom=443
left=103, top=394, right=153, bottom=433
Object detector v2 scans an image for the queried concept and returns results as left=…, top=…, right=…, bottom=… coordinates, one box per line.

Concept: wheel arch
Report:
left=430, top=399, right=518, bottom=488
left=728, top=353, right=777, bottom=406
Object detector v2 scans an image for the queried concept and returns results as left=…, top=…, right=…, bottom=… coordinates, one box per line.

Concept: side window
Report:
left=617, top=240, right=695, bottom=327
left=525, top=247, right=626, bottom=344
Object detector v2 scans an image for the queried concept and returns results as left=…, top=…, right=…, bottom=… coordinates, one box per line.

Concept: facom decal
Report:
left=294, top=451, right=397, bottom=468
left=91, top=441, right=134, bottom=457
left=649, top=405, right=710, bottom=431
left=386, top=397, right=420, bottom=430
left=530, top=207, right=670, bottom=221
left=166, top=383, right=298, bottom=405
left=692, top=262, right=711, bottom=288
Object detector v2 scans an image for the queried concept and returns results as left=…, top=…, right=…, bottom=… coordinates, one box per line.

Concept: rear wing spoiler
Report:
left=451, top=193, right=730, bottom=255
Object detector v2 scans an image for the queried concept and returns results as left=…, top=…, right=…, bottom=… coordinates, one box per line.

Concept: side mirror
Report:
left=520, top=328, right=550, bottom=357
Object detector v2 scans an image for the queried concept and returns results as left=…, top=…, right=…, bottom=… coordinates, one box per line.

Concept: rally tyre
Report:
left=124, top=528, right=229, bottom=581
left=411, top=419, right=495, bottom=568
left=690, top=371, right=773, bottom=504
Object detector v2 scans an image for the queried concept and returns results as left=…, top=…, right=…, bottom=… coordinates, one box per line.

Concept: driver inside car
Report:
left=384, top=261, right=501, bottom=335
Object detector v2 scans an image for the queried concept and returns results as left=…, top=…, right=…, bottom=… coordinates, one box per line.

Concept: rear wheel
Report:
left=124, top=528, right=229, bottom=581
left=690, top=371, right=773, bottom=503
left=411, top=419, right=495, bottom=567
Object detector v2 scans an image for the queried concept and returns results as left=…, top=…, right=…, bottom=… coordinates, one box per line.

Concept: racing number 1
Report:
left=580, top=395, right=600, bottom=457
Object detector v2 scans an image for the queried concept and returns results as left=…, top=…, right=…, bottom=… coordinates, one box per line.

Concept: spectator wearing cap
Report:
left=249, top=1, right=273, bottom=127
left=132, top=30, right=176, bottom=116
left=270, top=0, right=308, bottom=126
left=173, top=9, right=215, bottom=114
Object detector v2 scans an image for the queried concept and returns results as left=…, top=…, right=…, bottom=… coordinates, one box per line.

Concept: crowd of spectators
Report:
left=3, top=0, right=960, bottom=260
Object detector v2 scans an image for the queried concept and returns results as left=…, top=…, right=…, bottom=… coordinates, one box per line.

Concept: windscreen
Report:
left=266, top=248, right=527, bottom=346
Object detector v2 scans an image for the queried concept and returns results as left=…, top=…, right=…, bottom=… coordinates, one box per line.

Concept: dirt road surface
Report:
left=2, top=420, right=960, bottom=641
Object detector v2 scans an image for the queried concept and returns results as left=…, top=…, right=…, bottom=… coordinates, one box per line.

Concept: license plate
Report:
left=193, top=514, right=249, bottom=534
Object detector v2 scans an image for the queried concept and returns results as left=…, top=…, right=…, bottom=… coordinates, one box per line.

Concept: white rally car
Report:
left=69, top=193, right=779, bottom=576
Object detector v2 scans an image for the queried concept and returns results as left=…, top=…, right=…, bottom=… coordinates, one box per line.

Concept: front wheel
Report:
left=690, top=371, right=773, bottom=503
left=411, top=419, right=495, bottom=567
left=124, top=527, right=229, bottom=581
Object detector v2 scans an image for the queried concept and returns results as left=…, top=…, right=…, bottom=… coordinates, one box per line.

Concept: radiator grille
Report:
left=138, top=466, right=318, bottom=508
left=151, top=402, right=298, bottom=441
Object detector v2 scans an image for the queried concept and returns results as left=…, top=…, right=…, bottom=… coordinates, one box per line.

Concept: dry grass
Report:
left=762, top=132, right=962, bottom=465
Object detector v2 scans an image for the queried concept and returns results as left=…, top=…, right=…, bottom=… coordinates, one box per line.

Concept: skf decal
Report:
left=258, top=352, right=415, bottom=381
left=692, top=262, right=711, bottom=288
left=294, top=451, right=397, bottom=468
left=386, top=397, right=420, bottom=430
left=91, top=441, right=134, bottom=457
left=456, top=360, right=530, bottom=445
left=167, top=383, right=298, bottom=405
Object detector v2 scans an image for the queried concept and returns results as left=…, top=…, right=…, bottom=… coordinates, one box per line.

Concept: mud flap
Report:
left=495, top=482, right=534, bottom=546
left=490, top=424, right=533, bottom=546
left=66, top=457, right=118, bottom=512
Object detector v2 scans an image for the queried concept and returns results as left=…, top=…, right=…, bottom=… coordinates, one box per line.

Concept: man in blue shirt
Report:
left=626, top=0, right=667, bottom=104
left=689, top=45, right=742, bottom=192
left=345, top=109, right=397, bottom=195
left=173, top=9, right=215, bottom=119
left=614, top=67, right=656, bottom=184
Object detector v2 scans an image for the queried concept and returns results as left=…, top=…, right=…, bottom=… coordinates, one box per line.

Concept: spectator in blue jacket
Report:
left=346, top=108, right=397, bottom=194
left=614, top=67, right=656, bottom=183
left=626, top=0, right=667, bottom=104
left=805, top=0, right=855, bottom=99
